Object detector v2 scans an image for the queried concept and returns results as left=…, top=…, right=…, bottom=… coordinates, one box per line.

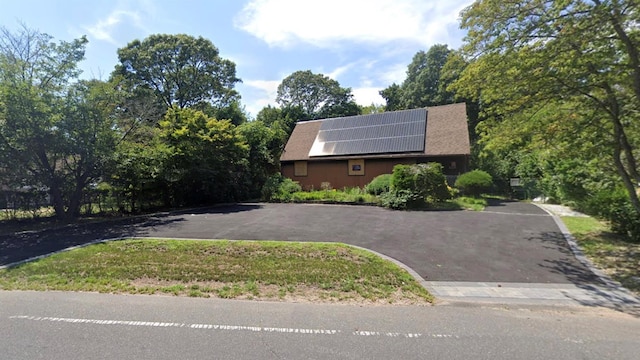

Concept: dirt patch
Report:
left=127, top=279, right=431, bottom=306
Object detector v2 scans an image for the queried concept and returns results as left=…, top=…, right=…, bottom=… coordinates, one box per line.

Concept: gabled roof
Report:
left=280, top=102, right=470, bottom=161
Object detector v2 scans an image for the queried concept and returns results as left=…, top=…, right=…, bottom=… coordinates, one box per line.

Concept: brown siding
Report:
left=282, top=158, right=416, bottom=190
left=282, top=155, right=469, bottom=190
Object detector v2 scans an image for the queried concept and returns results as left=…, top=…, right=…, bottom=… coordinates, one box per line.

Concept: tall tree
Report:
left=0, top=25, right=116, bottom=219
left=158, top=107, right=248, bottom=205
left=454, top=0, right=640, bottom=212
left=276, top=70, right=360, bottom=120
left=380, top=44, right=455, bottom=110
left=114, top=34, right=241, bottom=110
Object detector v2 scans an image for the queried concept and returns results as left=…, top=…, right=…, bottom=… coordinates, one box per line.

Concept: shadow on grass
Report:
left=0, top=203, right=262, bottom=267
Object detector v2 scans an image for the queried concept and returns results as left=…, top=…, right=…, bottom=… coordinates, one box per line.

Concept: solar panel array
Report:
left=308, top=108, right=427, bottom=157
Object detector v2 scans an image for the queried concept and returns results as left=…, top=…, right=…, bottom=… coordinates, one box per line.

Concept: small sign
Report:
left=510, top=178, right=521, bottom=187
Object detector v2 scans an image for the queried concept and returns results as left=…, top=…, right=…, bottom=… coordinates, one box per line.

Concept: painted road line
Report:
left=9, top=315, right=455, bottom=339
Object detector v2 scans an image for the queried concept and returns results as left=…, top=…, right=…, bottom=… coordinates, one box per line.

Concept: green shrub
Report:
left=261, top=174, right=284, bottom=201
left=609, top=202, right=640, bottom=243
left=261, top=174, right=301, bottom=202
left=365, top=174, right=392, bottom=195
left=379, top=190, right=419, bottom=210
left=383, top=163, right=452, bottom=209
left=454, top=170, right=493, bottom=197
left=413, top=163, right=452, bottom=203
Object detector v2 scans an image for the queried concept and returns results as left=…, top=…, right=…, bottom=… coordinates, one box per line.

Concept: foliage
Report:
left=276, top=70, right=360, bottom=120
left=379, top=190, right=419, bottom=210
left=455, top=0, right=640, bottom=217
left=114, top=34, right=240, bottom=109
left=158, top=107, right=248, bottom=205
left=609, top=202, right=640, bottom=243
left=380, top=44, right=455, bottom=110
left=261, top=174, right=301, bottom=202
left=383, top=163, right=452, bottom=209
left=365, top=174, right=392, bottom=195
left=455, top=170, right=493, bottom=197
left=237, top=121, right=282, bottom=198
left=291, top=187, right=376, bottom=204
left=0, top=25, right=117, bottom=219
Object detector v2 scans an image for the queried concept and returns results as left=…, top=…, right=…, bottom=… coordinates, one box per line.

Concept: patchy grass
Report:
left=562, top=216, right=640, bottom=295
left=452, top=196, right=487, bottom=211
left=0, top=239, right=432, bottom=304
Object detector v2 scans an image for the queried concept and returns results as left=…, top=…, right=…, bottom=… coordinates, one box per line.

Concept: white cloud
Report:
left=83, top=0, right=156, bottom=46
left=85, top=11, right=142, bottom=45
left=327, top=64, right=354, bottom=80
left=235, top=0, right=472, bottom=48
left=242, top=79, right=282, bottom=117
left=352, top=87, right=385, bottom=106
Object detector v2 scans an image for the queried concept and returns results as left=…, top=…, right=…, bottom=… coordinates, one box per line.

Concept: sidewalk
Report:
left=534, top=202, right=589, bottom=217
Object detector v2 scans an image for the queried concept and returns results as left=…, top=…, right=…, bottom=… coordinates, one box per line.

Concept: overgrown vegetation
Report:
left=381, top=163, right=452, bottom=209
left=0, top=239, right=433, bottom=303
left=562, top=217, right=640, bottom=295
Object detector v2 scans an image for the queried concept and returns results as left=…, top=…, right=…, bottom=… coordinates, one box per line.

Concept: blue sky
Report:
left=0, top=0, right=473, bottom=118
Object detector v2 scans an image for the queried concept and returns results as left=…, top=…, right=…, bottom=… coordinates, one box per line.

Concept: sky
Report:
left=0, top=0, right=474, bottom=118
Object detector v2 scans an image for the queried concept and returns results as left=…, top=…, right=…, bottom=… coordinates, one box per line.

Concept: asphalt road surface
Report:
left=2, top=201, right=599, bottom=284
left=1, top=291, right=639, bottom=360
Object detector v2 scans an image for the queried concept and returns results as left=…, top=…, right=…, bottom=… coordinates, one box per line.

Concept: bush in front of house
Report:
left=365, top=174, right=392, bottom=195
left=382, top=163, right=452, bottom=209
left=454, top=170, right=493, bottom=197
left=261, top=174, right=302, bottom=202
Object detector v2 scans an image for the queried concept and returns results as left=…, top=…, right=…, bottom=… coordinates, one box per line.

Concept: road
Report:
left=1, top=291, right=639, bottom=360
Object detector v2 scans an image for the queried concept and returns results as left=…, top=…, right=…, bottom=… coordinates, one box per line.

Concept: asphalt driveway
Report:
left=0, top=201, right=600, bottom=284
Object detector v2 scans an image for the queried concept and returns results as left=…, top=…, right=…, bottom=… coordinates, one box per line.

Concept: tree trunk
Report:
left=48, top=181, right=67, bottom=220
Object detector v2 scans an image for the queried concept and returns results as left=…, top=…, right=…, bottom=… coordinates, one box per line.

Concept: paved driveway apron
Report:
left=1, top=202, right=598, bottom=285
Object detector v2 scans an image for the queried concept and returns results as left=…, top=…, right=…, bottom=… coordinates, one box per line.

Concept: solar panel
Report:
left=308, top=108, right=427, bottom=157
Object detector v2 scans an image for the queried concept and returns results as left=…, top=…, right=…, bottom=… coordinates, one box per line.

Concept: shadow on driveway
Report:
left=0, top=204, right=261, bottom=266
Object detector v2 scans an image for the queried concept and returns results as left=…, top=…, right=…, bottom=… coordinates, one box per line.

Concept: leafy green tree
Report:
left=276, top=70, right=360, bottom=120
left=255, top=105, right=304, bottom=137
left=454, top=0, right=640, bottom=213
left=360, top=103, right=385, bottom=114
left=380, top=44, right=455, bottom=110
left=158, top=107, right=248, bottom=205
left=237, top=121, right=281, bottom=198
left=379, top=83, right=403, bottom=111
left=114, top=34, right=241, bottom=109
left=0, top=25, right=117, bottom=219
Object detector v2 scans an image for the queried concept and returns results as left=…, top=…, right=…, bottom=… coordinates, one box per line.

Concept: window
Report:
left=294, top=161, right=307, bottom=176
left=348, top=159, right=365, bottom=176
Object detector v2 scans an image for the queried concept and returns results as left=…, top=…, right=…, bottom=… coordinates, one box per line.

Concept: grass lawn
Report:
left=562, top=216, right=640, bottom=295
left=0, top=239, right=432, bottom=304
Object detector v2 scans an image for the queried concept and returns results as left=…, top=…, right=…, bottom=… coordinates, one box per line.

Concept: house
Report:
left=280, top=102, right=471, bottom=190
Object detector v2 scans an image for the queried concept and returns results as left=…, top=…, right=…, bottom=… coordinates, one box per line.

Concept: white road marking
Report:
left=8, top=315, right=456, bottom=339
